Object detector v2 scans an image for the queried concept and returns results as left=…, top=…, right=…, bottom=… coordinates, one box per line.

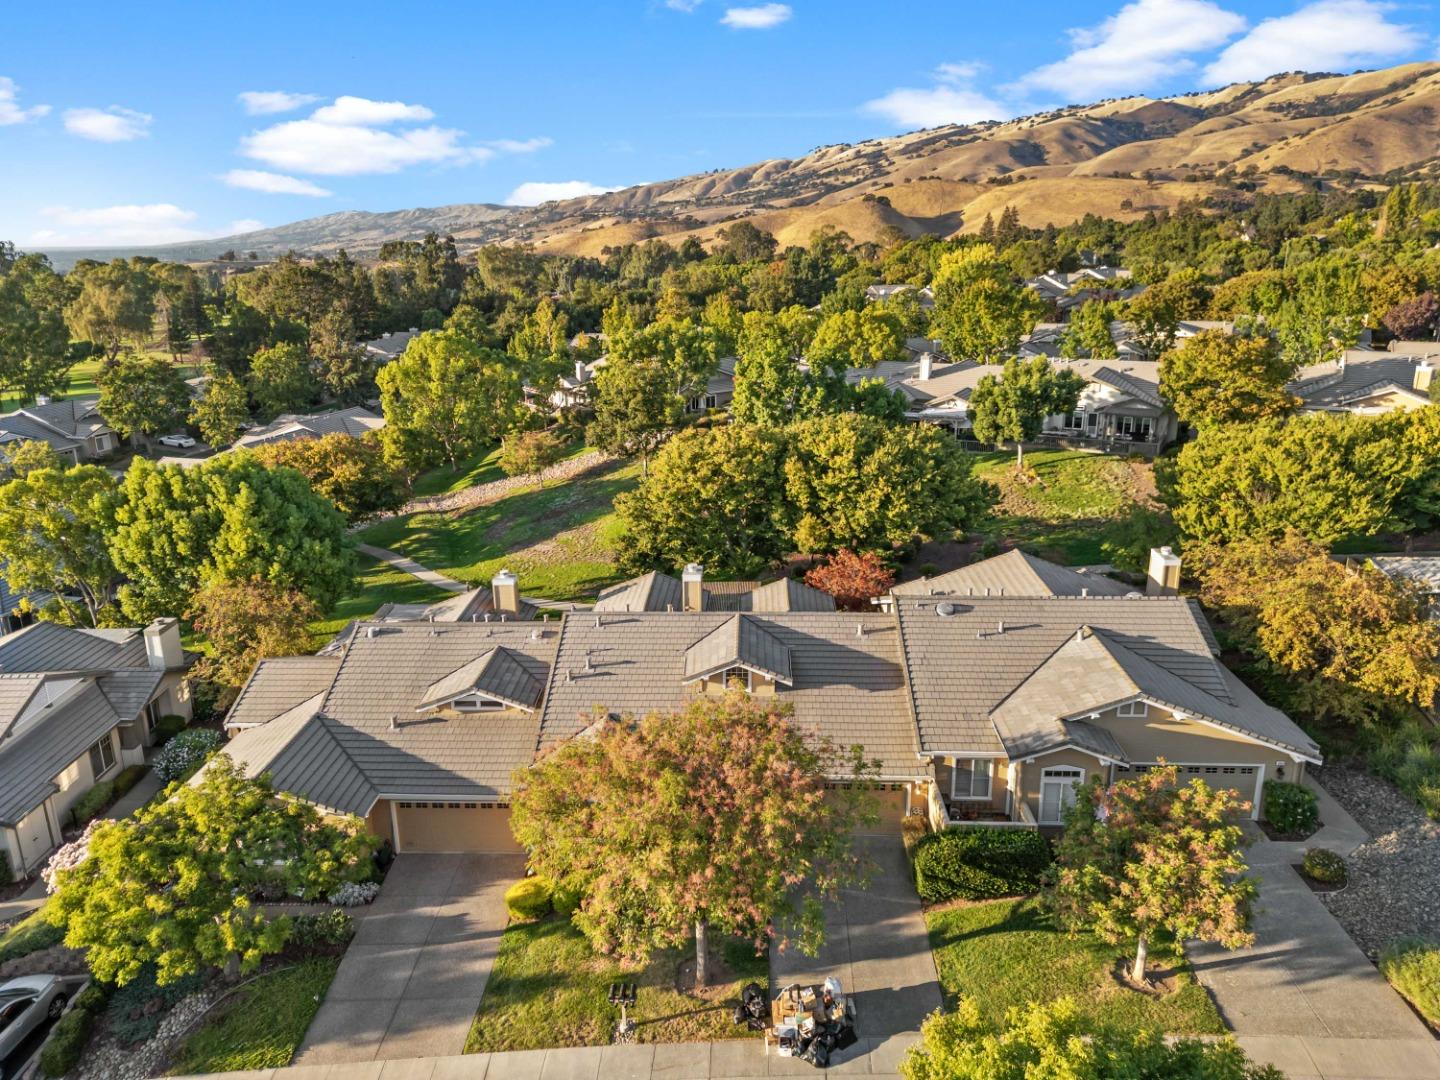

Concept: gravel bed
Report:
left=1313, top=765, right=1440, bottom=959
left=74, top=989, right=215, bottom=1080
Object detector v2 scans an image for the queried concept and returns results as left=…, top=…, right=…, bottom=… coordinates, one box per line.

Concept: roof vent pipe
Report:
left=856, top=623, right=865, bottom=638
left=389, top=714, right=399, bottom=731
left=1081, top=587, right=1089, bottom=598
left=997, top=620, right=1005, bottom=634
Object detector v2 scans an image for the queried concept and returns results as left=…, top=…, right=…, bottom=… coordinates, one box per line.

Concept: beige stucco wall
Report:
left=51, top=727, right=119, bottom=823
left=1015, top=748, right=1101, bottom=824
left=366, top=802, right=395, bottom=848
left=698, top=671, right=777, bottom=697
left=934, top=756, right=1010, bottom=815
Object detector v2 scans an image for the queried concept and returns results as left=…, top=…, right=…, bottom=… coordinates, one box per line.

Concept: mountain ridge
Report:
left=34, top=61, right=1440, bottom=270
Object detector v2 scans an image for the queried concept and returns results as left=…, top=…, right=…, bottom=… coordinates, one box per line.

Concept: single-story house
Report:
left=361, top=329, right=422, bottom=364
left=0, top=398, right=118, bottom=466
left=0, top=619, right=194, bottom=875
left=230, top=406, right=385, bottom=451
left=216, top=550, right=1318, bottom=853
left=1292, top=350, right=1435, bottom=415
left=865, top=284, right=935, bottom=310
left=686, top=357, right=737, bottom=413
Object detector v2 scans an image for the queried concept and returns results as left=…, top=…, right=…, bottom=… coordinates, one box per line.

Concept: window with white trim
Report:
left=451, top=696, right=504, bottom=712
left=87, top=733, right=116, bottom=777
left=719, top=667, right=753, bottom=692
left=1115, top=700, right=1148, bottom=718
left=950, top=757, right=992, bottom=800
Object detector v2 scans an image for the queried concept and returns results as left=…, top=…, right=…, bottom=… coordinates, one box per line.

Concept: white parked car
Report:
left=0, top=975, right=69, bottom=1064
left=157, top=433, right=197, bottom=449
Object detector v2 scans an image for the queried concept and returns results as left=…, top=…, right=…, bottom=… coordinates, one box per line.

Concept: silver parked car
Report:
left=0, top=976, right=68, bottom=1064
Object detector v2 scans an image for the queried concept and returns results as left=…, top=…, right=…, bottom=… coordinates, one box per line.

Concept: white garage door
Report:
left=392, top=801, right=523, bottom=853
left=1112, top=763, right=1264, bottom=820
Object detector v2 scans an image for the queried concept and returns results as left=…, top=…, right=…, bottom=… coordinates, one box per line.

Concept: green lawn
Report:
left=356, top=457, right=640, bottom=603
left=968, top=449, right=1175, bottom=566
left=166, top=957, right=340, bottom=1074
left=0, top=355, right=203, bottom=412
left=926, top=897, right=1223, bottom=1036
left=0, top=906, right=62, bottom=965
left=466, top=914, right=768, bottom=1052
left=408, top=438, right=592, bottom=498
left=307, top=554, right=453, bottom=647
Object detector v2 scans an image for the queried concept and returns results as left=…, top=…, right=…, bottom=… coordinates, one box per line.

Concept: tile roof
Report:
left=540, top=612, right=923, bottom=778
left=0, top=621, right=146, bottom=672
left=683, top=615, right=794, bottom=684
left=594, top=572, right=836, bottom=613
left=1291, top=354, right=1431, bottom=410
left=232, top=407, right=385, bottom=450
left=1365, top=555, right=1440, bottom=594
left=0, top=681, right=121, bottom=825
left=418, top=647, right=543, bottom=711
left=224, top=656, right=343, bottom=729
left=96, top=669, right=164, bottom=720
left=892, top=549, right=1134, bottom=599
left=594, top=571, right=683, bottom=613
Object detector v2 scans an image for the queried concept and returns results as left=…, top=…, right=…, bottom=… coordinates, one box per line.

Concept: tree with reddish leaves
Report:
left=509, top=690, right=878, bottom=986
left=1046, top=763, right=1256, bottom=984
left=1382, top=292, right=1440, bottom=343
left=804, top=549, right=896, bottom=611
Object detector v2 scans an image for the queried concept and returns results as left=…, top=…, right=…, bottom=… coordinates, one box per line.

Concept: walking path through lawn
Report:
left=292, top=853, right=521, bottom=1066
left=356, top=543, right=468, bottom=594
left=1190, top=778, right=1440, bottom=1079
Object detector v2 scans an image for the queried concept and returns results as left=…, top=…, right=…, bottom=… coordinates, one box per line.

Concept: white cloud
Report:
left=505, top=181, right=623, bottom=206
left=0, top=76, right=49, bottom=125
left=32, top=204, right=202, bottom=245
left=486, top=136, right=552, bottom=154
left=310, top=96, right=434, bottom=125
left=238, top=90, right=320, bottom=116
left=224, top=219, right=268, bottom=235
left=1203, top=0, right=1424, bottom=85
left=862, top=62, right=1011, bottom=128
left=222, top=169, right=333, bottom=196
left=63, top=106, right=152, bottom=142
left=1016, top=0, right=1248, bottom=99
left=720, top=4, right=791, bottom=29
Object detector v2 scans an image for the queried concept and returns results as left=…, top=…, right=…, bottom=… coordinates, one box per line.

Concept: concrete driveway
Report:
left=771, top=833, right=943, bottom=1041
left=293, top=853, right=523, bottom=1066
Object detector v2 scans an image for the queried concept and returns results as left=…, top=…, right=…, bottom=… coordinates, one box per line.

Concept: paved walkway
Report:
left=771, top=833, right=943, bottom=1039
left=357, top=544, right=468, bottom=594
left=293, top=853, right=522, bottom=1066
left=1191, top=779, right=1439, bottom=1080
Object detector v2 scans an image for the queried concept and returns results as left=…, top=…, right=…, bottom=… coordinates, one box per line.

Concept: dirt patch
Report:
left=1110, top=959, right=1183, bottom=999
left=675, top=950, right=748, bottom=1002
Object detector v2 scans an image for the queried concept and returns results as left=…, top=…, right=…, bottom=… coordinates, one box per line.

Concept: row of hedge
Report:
left=912, top=827, right=1053, bottom=903
left=67, top=764, right=148, bottom=830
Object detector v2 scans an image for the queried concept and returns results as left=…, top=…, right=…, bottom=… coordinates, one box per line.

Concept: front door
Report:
left=1039, top=767, right=1084, bottom=824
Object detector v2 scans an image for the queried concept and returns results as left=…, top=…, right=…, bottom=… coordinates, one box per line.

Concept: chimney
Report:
left=682, top=563, right=704, bottom=613
left=1415, top=362, right=1434, bottom=395
left=1146, top=546, right=1182, bottom=597
left=34, top=394, right=50, bottom=406
left=491, top=569, right=520, bottom=615
left=918, top=352, right=934, bottom=381
left=575, top=359, right=588, bottom=384
left=143, top=618, right=183, bottom=671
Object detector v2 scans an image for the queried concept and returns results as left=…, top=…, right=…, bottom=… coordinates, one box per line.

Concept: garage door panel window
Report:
left=951, top=758, right=992, bottom=800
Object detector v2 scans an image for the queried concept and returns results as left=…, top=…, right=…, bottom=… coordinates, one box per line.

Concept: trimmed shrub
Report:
left=153, top=713, right=188, bottom=744
left=39, top=981, right=110, bottom=1078
left=505, top=877, right=553, bottom=921
left=1301, top=848, right=1347, bottom=885
left=67, top=780, right=116, bottom=828
left=912, top=827, right=1052, bottom=903
left=1263, top=781, right=1318, bottom=835
left=290, top=909, right=355, bottom=950
left=1380, top=938, right=1440, bottom=1024
left=113, top=763, right=146, bottom=797
left=327, top=880, right=381, bottom=907
left=152, top=728, right=223, bottom=782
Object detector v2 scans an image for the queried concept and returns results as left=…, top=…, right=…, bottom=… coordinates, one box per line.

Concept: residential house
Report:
left=215, top=550, right=1318, bottom=854
left=1292, top=349, right=1435, bottom=415
left=361, top=329, right=422, bottom=365
left=0, top=619, right=194, bottom=875
left=1343, top=553, right=1440, bottom=617
left=230, top=406, right=385, bottom=451
left=686, top=357, right=737, bottom=413
left=1018, top=319, right=1236, bottom=361
left=1023, top=267, right=1140, bottom=317
left=864, top=284, right=935, bottom=310
left=0, top=398, right=118, bottom=465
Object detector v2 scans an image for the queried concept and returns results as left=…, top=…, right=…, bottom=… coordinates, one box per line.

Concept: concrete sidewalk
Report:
left=357, top=544, right=468, bottom=594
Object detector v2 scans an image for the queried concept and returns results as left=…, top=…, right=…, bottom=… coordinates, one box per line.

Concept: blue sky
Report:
left=2, top=0, right=1436, bottom=248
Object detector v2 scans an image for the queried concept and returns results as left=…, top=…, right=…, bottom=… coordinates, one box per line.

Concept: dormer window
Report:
left=719, top=667, right=753, bottom=692
left=451, top=696, right=504, bottom=712
left=1116, top=700, right=1148, bottom=718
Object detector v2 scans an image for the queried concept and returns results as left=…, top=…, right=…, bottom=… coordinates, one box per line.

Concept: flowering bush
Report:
left=42, top=820, right=106, bottom=893
left=327, top=880, right=381, bottom=906
left=152, top=728, right=223, bottom=782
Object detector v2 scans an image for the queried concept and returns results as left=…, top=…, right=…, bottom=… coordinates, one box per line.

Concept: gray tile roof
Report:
left=224, top=656, right=342, bottom=729
left=0, top=681, right=121, bottom=825
left=0, top=621, right=146, bottom=672
left=683, top=615, right=794, bottom=684
left=894, top=593, right=1243, bottom=755
left=232, top=407, right=384, bottom=450
left=418, top=647, right=543, bottom=711
left=736, top=578, right=836, bottom=612
left=96, top=669, right=164, bottom=720
left=594, top=572, right=683, bottom=613
left=892, top=549, right=1134, bottom=599
left=594, top=572, right=835, bottom=613
left=1291, top=355, right=1431, bottom=410
left=1090, top=366, right=1163, bottom=409
left=1365, top=555, right=1440, bottom=594
left=540, top=612, right=924, bottom=779
left=0, top=674, right=46, bottom=736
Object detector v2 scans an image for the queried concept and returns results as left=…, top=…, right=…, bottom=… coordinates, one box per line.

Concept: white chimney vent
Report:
left=1146, top=546, right=1182, bottom=597
left=143, top=618, right=183, bottom=671
left=682, top=563, right=704, bottom=612
left=918, top=352, right=934, bottom=381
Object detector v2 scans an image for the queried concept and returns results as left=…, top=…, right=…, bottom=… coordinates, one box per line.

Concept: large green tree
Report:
left=1272, top=257, right=1368, bottom=367
left=248, top=342, right=317, bottom=417
left=1159, top=330, right=1298, bottom=426
left=614, top=423, right=790, bottom=577
left=376, top=329, right=526, bottom=472
left=586, top=352, right=685, bottom=474
left=189, top=372, right=251, bottom=449
left=250, top=432, right=404, bottom=523
left=967, top=356, right=1086, bottom=468
left=96, top=354, right=191, bottom=446
left=0, top=253, right=72, bottom=405
left=784, top=413, right=992, bottom=554
left=1048, top=764, right=1256, bottom=984
left=933, top=250, right=1044, bottom=363
left=47, top=759, right=375, bottom=985
left=1059, top=299, right=1118, bottom=360
left=807, top=306, right=906, bottom=370
left=510, top=690, right=876, bottom=987
left=109, top=455, right=355, bottom=620
left=730, top=308, right=813, bottom=426
left=187, top=578, right=320, bottom=691
left=63, top=260, right=157, bottom=359
left=0, top=463, right=119, bottom=625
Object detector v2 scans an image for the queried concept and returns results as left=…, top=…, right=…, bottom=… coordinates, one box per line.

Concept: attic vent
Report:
left=936, top=602, right=959, bottom=618
left=366, top=626, right=378, bottom=639
left=529, top=628, right=541, bottom=641
left=594, top=615, right=603, bottom=628
left=1125, top=591, right=1143, bottom=599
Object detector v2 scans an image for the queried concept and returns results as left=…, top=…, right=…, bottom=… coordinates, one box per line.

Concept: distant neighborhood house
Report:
left=0, top=397, right=118, bottom=466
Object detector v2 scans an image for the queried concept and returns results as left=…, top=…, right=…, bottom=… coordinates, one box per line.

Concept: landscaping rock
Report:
left=1313, top=765, right=1440, bottom=959
left=0, top=943, right=87, bottom=978
left=380, top=449, right=615, bottom=521
left=74, top=989, right=214, bottom=1080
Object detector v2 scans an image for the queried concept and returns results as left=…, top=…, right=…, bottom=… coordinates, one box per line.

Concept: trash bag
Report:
left=801, top=1039, right=830, bottom=1068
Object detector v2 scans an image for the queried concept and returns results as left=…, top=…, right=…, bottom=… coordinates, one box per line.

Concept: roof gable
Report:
left=683, top=615, right=794, bottom=685
left=418, top=646, right=543, bottom=711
